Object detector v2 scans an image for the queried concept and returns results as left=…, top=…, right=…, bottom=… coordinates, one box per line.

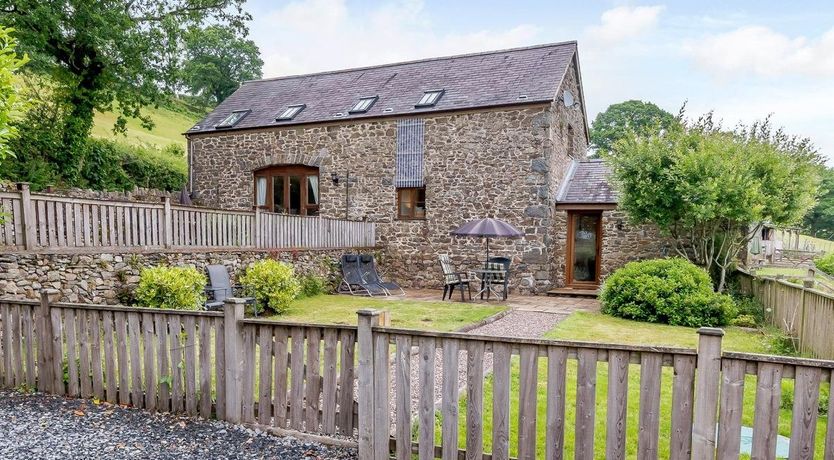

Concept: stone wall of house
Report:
left=0, top=249, right=353, bottom=304
left=188, top=103, right=570, bottom=293
left=550, top=209, right=670, bottom=287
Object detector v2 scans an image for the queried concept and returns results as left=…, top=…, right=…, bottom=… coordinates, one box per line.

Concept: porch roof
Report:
left=556, top=159, right=618, bottom=205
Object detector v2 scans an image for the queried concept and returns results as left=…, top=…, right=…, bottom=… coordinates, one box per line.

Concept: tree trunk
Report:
left=58, top=95, right=95, bottom=184
left=58, top=52, right=105, bottom=185
left=716, top=265, right=727, bottom=293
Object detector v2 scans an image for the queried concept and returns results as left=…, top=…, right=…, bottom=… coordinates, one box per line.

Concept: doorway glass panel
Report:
left=289, top=175, right=302, bottom=215
left=572, top=213, right=599, bottom=283
left=272, top=176, right=285, bottom=213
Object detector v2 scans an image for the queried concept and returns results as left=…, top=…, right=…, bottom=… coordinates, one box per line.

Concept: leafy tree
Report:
left=803, top=167, right=834, bottom=239
left=181, top=25, right=263, bottom=105
left=0, top=26, right=27, bottom=161
left=607, top=114, right=821, bottom=291
left=590, top=100, right=677, bottom=155
left=0, top=1, right=251, bottom=183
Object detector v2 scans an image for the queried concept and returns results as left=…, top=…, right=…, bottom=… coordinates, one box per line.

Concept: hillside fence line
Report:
left=0, top=183, right=376, bottom=253
left=737, top=269, right=834, bottom=360
left=2, top=290, right=834, bottom=458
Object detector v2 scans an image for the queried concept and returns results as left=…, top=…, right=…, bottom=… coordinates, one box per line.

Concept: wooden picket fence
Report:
left=2, top=291, right=834, bottom=458
left=0, top=183, right=375, bottom=252
left=0, top=292, right=358, bottom=439
left=737, top=270, right=834, bottom=360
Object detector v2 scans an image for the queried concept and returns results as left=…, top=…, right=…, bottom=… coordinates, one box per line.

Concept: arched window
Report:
left=254, top=165, right=319, bottom=216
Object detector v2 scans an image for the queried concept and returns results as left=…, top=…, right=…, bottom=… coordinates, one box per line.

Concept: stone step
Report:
left=546, top=288, right=599, bottom=298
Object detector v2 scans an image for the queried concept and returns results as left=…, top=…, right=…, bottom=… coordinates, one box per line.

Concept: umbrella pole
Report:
left=486, top=237, right=490, bottom=265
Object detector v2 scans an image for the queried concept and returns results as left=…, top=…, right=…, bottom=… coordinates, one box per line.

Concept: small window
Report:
left=349, top=96, right=378, bottom=114
left=276, top=104, right=306, bottom=121
left=397, top=187, right=426, bottom=219
left=215, top=110, right=250, bottom=129
left=415, top=90, right=444, bottom=108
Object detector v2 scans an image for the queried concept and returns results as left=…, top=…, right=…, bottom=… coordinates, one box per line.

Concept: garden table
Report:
left=471, top=268, right=507, bottom=301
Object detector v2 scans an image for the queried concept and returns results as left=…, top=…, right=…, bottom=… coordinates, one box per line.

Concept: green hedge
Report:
left=600, top=258, right=735, bottom=327
left=2, top=119, right=186, bottom=192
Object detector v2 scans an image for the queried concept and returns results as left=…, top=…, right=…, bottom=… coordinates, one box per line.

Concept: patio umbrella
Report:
left=450, top=217, right=524, bottom=261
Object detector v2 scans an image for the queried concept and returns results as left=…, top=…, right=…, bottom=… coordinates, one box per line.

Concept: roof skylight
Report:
left=349, top=96, right=378, bottom=114
left=215, top=110, right=250, bottom=129
left=415, top=90, right=444, bottom=108
left=276, top=104, right=306, bottom=121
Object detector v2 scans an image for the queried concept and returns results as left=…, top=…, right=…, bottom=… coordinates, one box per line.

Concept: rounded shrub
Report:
left=239, top=259, right=301, bottom=314
left=135, top=266, right=206, bottom=310
left=600, top=258, right=735, bottom=327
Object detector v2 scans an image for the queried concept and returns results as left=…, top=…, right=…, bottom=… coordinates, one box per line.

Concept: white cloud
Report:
left=585, top=5, right=665, bottom=44
left=685, top=25, right=834, bottom=79
left=251, top=0, right=540, bottom=78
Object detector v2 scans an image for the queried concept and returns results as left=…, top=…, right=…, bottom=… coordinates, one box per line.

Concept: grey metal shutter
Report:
left=395, top=119, right=424, bottom=188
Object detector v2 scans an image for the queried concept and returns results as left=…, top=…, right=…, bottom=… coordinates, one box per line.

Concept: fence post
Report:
left=223, top=298, right=246, bottom=423
left=37, top=289, right=60, bottom=393
left=17, top=183, right=36, bottom=250
left=162, top=196, right=172, bottom=249
left=357, top=309, right=380, bottom=459
left=254, top=208, right=261, bottom=248
left=691, top=327, right=724, bottom=459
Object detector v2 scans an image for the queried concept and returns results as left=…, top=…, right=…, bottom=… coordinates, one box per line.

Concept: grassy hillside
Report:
left=91, top=103, right=201, bottom=150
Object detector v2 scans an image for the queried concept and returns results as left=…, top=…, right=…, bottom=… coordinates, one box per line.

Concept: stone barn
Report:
left=186, top=41, right=667, bottom=294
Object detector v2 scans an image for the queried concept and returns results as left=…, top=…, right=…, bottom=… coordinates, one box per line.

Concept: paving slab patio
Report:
left=381, top=288, right=600, bottom=315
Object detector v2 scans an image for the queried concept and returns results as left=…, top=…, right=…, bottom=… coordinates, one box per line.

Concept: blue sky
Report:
left=246, top=0, right=834, bottom=159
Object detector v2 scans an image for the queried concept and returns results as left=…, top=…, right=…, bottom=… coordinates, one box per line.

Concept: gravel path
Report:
left=0, top=390, right=356, bottom=460
left=391, top=310, right=568, bottom=424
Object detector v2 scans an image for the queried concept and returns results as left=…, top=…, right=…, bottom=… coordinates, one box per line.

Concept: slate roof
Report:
left=557, top=159, right=618, bottom=204
left=188, top=41, right=578, bottom=134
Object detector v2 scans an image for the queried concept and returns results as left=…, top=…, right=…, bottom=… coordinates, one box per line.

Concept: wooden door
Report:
left=566, top=211, right=602, bottom=287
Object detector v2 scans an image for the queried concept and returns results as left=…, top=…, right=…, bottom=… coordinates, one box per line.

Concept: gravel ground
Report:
left=390, top=310, right=568, bottom=425
left=0, top=390, right=357, bottom=460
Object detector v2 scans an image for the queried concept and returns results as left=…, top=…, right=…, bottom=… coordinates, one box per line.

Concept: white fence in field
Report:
left=0, top=184, right=375, bottom=252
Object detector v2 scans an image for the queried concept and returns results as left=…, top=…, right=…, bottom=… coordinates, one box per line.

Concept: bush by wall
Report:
left=134, top=266, right=206, bottom=310
left=239, top=259, right=301, bottom=314
left=600, top=258, right=735, bottom=327
left=814, top=252, right=834, bottom=276
left=297, top=274, right=327, bottom=299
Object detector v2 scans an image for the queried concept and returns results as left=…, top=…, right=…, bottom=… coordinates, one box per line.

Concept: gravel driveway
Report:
left=0, top=390, right=356, bottom=460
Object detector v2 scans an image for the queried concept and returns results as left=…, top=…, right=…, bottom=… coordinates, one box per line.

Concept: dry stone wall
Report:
left=0, top=249, right=357, bottom=304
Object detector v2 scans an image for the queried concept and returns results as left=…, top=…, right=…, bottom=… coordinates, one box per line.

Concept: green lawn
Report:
left=265, top=294, right=506, bottom=332
left=448, top=312, right=829, bottom=458
left=546, top=311, right=771, bottom=352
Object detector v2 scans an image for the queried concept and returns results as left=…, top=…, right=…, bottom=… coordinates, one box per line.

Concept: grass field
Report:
left=266, top=294, right=506, bottom=332
left=798, top=234, right=834, bottom=253
left=91, top=105, right=199, bottom=150
left=448, top=312, right=829, bottom=458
